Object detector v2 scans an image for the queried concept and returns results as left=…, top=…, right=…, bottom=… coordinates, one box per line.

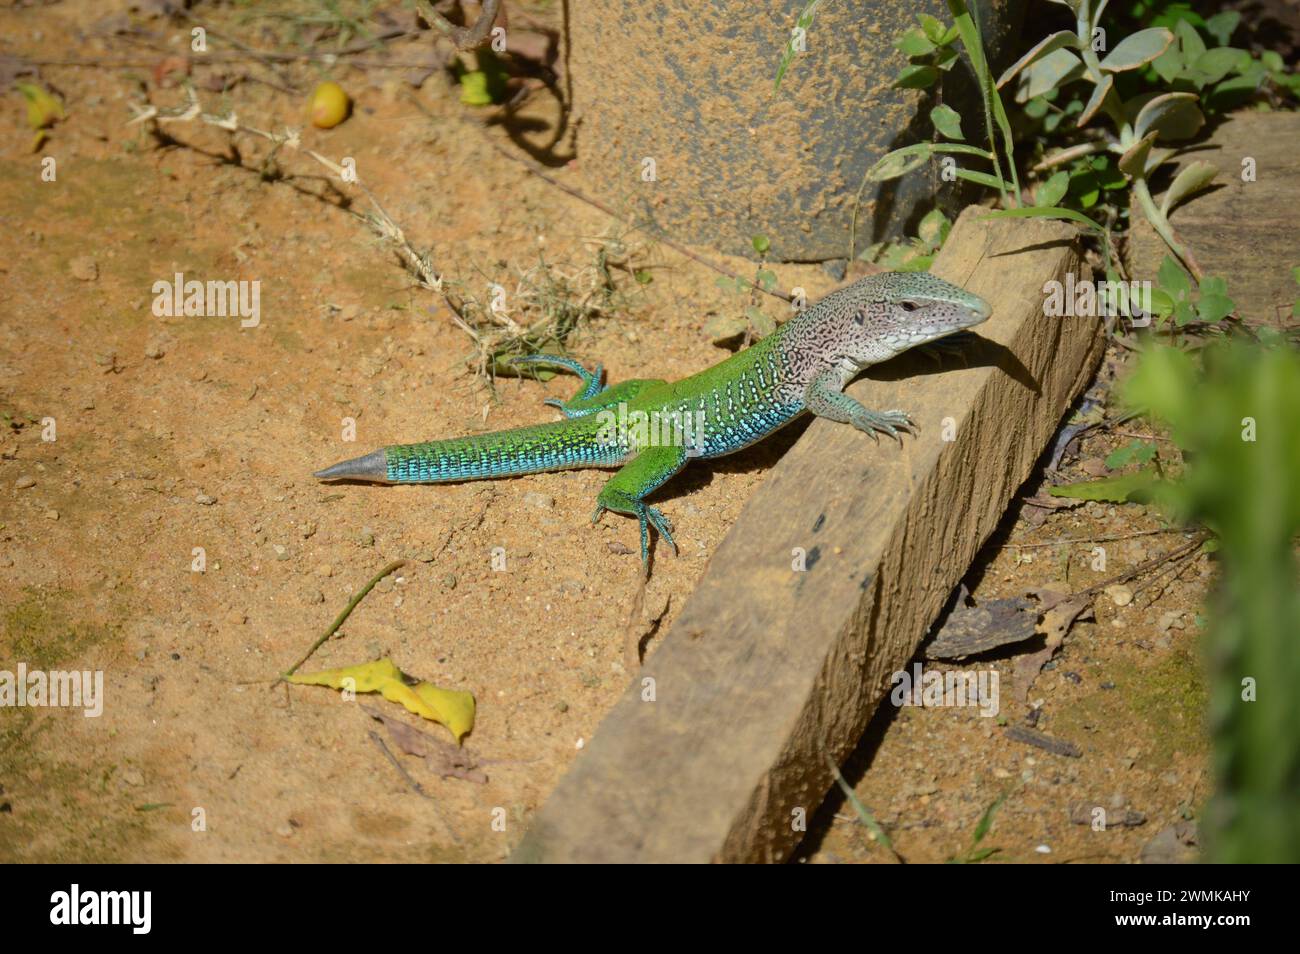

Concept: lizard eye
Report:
left=898, top=300, right=920, bottom=312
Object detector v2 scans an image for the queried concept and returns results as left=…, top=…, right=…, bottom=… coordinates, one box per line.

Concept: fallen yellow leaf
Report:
left=15, top=82, right=64, bottom=130
left=287, top=657, right=475, bottom=742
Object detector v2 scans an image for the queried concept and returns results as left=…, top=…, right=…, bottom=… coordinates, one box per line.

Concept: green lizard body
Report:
left=315, top=271, right=991, bottom=563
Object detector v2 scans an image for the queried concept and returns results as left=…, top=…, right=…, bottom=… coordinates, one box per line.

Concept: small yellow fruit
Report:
left=308, top=81, right=350, bottom=129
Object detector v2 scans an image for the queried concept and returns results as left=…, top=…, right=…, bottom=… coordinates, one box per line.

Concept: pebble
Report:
left=195, top=493, right=216, bottom=506
left=523, top=491, right=554, bottom=509
left=226, top=609, right=246, bottom=625
left=442, top=573, right=457, bottom=589
left=301, top=521, right=317, bottom=539
left=69, top=256, right=98, bottom=281
left=44, top=510, right=58, bottom=520
left=315, top=564, right=333, bottom=578
left=358, top=529, right=375, bottom=547
left=273, top=544, right=289, bottom=561
left=1104, top=584, right=1133, bottom=607
left=121, top=769, right=144, bottom=787
left=14, top=475, right=35, bottom=489
left=414, top=550, right=435, bottom=563
left=144, top=340, right=166, bottom=360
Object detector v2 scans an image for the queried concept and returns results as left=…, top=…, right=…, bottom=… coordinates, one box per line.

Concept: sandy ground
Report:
left=0, top=1, right=1208, bottom=863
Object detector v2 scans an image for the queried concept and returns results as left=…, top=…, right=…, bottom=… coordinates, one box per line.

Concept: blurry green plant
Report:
left=1123, top=341, right=1300, bottom=862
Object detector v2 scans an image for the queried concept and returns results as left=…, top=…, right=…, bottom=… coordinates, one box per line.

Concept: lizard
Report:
left=314, top=271, right=991, bottom=565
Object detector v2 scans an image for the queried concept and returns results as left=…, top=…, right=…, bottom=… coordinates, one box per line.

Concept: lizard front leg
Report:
left=803, top=367, right=915, bottom=444
left=592, top=444, right=688, bottom=564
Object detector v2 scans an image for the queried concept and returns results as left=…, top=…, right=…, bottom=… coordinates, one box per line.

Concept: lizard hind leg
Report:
left=509, top=354, right=604, bottom=416
left=592, top=444, right=688, bottom=565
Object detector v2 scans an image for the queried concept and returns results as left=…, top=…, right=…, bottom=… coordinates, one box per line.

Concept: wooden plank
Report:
left=510, top=207, right=1101, bottom=863
left=1129, top=111, right=1300, bottom=323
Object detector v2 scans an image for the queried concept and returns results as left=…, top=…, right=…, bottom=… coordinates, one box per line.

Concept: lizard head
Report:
left=834, top=271, right=991, bottom=367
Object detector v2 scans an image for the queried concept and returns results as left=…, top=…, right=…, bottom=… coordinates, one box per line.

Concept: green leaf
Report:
left=1106, top=440, right=1158, bottom=468
left=995, top=30, right=1078, bottom=90
left=1175, top=18, right=1206, bottom=62
left=919, top=14, right=950, bottom=45
left=982, top=205, right=1105, bottom=232
left=634, top=269, right=654, bottom=285
left=972, top=792, right=1007, bottom=845
left=1174, top=299, right=1197, bottom=326
left=1015, top=48, right=1084, bottom=102
left=1036, top=170, right=1070, bottom=207
left=1118, top=131, right=1157, bottom=178
left=1160, top=160, right=1218, bottom=217
left=751, top=234, right=770, bottom=254
left=1197, top=293, right=1234, bottom=323
left=1049, top=469, right=1162, bottom=502
left=862, top=142, right=991, bottom=184
left=1158, top=255, right=1192, bottom=300
left=1151, top=43, right=1183, bottom=84
left=1134, top=92, right=1204, bottom=140
left=1204, top=11, right=1240, bottom=46
left=1078, top=72, right=1113, bottom=127
left=895, top=29, right=937, bottom=57
left=955, top=168, right=1010, bottom=190
left=894, top=64, right=939, bottom=89
left=1099, top=28, right=1175, bottom=73
left=1194, top=48, right=1249, bottom=86
left=756, top=268, right=778, bottom=290
left=917, top=208, right=950, bottom=248
left=930, top=103, right=964, bottom=139
left=772, top=0, right=822, bottom=93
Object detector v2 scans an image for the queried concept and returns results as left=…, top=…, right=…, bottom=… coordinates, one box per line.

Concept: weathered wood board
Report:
left=511, top=207, right=1102, bottom=863
left=1129, top=111, right=1300, bottom=323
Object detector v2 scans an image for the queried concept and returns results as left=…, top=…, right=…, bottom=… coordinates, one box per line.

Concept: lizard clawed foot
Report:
left=850, top=409, right=915, bottom=445
left=638, top=505, right=677, bottom=563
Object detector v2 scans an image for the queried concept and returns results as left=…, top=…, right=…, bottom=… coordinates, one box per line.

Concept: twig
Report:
left=368, top=729, right=431, bottom=798
left=279, top=560, right=406, bottom=681
left=1003, top=527, right=1187, bottom=549
left=1066, top=533, right=1208, bottom=603
left=126, top=88, right=485, bottom=339
left=414, top=0, right=502, bottom=50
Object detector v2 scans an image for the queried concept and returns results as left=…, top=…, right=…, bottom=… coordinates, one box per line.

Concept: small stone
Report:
left=309, top=590, right=325, bottom=604
left=70, top=256, right=98, bottom=281
left=523, top=491, right=554, bottom=510
left=121, top=769, right=144, bottom=787
left=315, top=564, right=333, bottom=578
left=273, top=544, right=289, bottom=561
left=1104, top=584, right=1133, bottom=607
left=415, top=550, right=435, bottom=563
left=441, top=573, right=457, bottom=589
left=1157, top=611, right=1182, bottom=632
left=358, top=529, right=375, bottom=547
left=301, top=521, right=317, bottom=539
left=144, top=340, right=166, bottom=360
left=226, top=609, right=246, bottom=625
left=14, top=475, right=35, bottom=489
left=44, top=510, right=58, bottom=520
left=195, top=493, right=216, bottom=506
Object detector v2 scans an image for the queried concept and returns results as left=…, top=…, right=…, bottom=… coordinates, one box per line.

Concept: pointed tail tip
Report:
left=313, top=448, right=388, bottom=482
